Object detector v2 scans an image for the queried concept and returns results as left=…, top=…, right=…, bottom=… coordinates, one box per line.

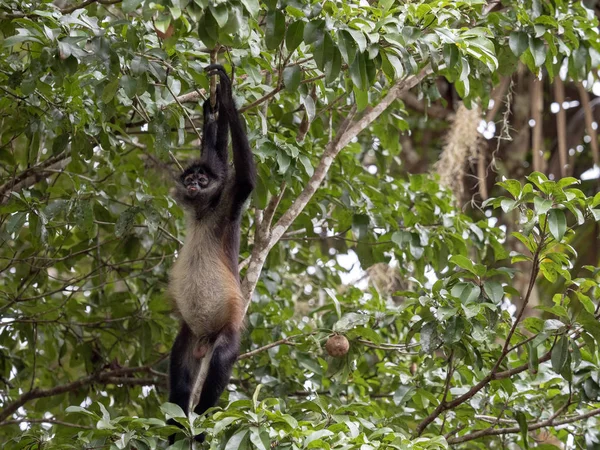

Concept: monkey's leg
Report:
left=168, top=324, right=198, bottom=444
left=192, top=325, right=241, bottom=442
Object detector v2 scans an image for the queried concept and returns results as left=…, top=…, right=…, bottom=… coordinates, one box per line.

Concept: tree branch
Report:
left=447, top=407, right=600, bottom=444
left=237, top=333, right=311, bottom=360
left=0, top=418, right=94, bottom=429
left=0, top=153, right=71, bottom=204
left=240, top=66, right=433, bottom=303
left=0, top=355, right=168, bottom=423
left=60, top=0, right=122, bottom=14
left=415, top=222, right=546, bottom=436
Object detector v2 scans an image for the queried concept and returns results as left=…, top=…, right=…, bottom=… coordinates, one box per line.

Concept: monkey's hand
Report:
left=204, top=64, right=235, bottom=114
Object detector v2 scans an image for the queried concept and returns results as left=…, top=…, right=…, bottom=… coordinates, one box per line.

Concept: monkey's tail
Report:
left=188, top=325, right=240, bottom=414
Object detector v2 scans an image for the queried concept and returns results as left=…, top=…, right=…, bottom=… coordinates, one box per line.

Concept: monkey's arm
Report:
left=201, top=93, right=229, bottom=169
left=206, top=65, right=257, bottom=214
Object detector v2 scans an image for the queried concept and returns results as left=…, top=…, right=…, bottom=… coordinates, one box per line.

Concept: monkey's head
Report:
left=173, top=162, right=224, bottom=209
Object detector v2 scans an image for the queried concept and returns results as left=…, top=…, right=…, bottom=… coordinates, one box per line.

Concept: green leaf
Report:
left=265, top=10, right=285, bottom=50
left=209, top=3, right=228, bottom=28
left=500, top=198, right=516, bottom=213
left=353, top=85, right=368, bottom=112
left=533, top=197, right=552, bottom=215
left=349, top=52, right=368, bottom=90
left=334, top=312, right=369, bottom=332
left=393, top=385, right=415, bottom=406
left=299, top=155, right=314, bottom=176
left=276, top=150, right=291, bottom=174
left=529, top=37, right=547, bottom=67
left=119, top=75, right=137, bottom=99
left=225, top=429, right=249, bottom=450
left=548, top=209, right=566, bottom=242
left=198, top=11, right=218, bottom=48
left=303, top=20, right=324, bottom=45
left=557, top=177, right=579, bottom=188
left=325, top=46, right=342, bottom=83
left=551, top=335, right=569, bottom=373
left=52, top=133, right=70, bottom=155
left=116, top=206, right=139, bottom=237
left=122, top=0, right=143, bottom=13
left=101, top=79, right=119, bottom=103
left=65, top=406, right=97, bottom=417
left=313, top=33, right=335, bottom=72
left=443, top=315, right=464, bottom=344
left=544, top=319, right=566, bottom=332
left=540, top=262, right=558, bottom=283
left=250, top=428, right=269, bottom=450
left=528, top=342, right=539, bottom=372
left=338, top=30, right=358, bottom=65
left=514, top=411, right=529, bottom=449
left=498, top=179, right=522, bottom=198
left=420, top=322, right=439, bottom=353
left=285, top=21, right=304, bottom=52
left=282, top=66, right=301, bottom=91
left=451, top=282, right=482, bottom=305
left=347, top=29, right=367, bottom=53
left=6, top=212, right=26, bottom=235
left=240, top=0, right=259, bottom=17
left=74, top=199, right=94, bottom=238
left=305, top=430, right=334, bottom=446
left=575, top=291, right=595, bottom=314
left=509, top=31, right=528, bottom=57
left=449, top=255, right=476, bottom=275
left=483, top=280, right=503, bottom=303
left=160, top=402, right=186, bottom=419
left=578, top=311, right=600, bottom=346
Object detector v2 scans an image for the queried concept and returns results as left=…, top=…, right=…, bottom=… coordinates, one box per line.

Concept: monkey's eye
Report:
left=198, top=175, right=209, bottom=187
left=184, top=174, right=194, bottom=185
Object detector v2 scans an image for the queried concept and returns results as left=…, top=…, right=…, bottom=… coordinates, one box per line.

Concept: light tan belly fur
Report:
left=169, top=223, right=241, bottom=338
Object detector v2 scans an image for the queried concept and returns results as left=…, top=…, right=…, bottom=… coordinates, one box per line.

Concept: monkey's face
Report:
left=181, top=166, right=212, bottom=197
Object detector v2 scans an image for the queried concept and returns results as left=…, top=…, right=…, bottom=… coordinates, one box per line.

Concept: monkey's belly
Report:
left=170, top=256, right=240, bottom=338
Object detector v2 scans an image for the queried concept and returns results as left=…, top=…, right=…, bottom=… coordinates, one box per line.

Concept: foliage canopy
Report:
left=1, top=0, right=600, bottom=449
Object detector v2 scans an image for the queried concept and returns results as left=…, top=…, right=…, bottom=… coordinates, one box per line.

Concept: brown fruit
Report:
left=325, top=335, right=349, bottom=357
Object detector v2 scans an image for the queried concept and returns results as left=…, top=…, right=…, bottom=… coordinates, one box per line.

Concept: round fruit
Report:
left=325, top=335, right=349, bottom=357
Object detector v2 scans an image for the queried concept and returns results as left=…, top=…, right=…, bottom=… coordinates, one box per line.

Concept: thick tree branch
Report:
left=240, top=66, right=434, bottom=302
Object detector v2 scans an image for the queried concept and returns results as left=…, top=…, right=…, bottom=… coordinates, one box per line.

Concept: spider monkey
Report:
left=167, top=65, right=256, bottom=443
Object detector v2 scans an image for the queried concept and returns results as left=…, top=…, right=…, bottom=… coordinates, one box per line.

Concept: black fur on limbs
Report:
left=167, top=64, right=255, bottom=444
